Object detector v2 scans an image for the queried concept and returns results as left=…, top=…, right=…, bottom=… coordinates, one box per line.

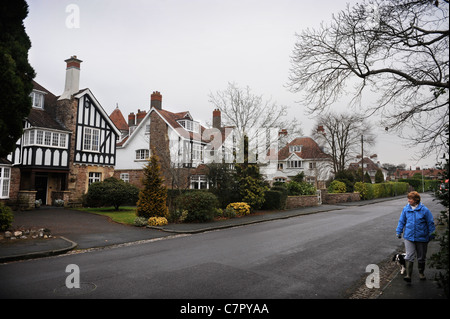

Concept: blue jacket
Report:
left=396, top=203, right=435, bottom=242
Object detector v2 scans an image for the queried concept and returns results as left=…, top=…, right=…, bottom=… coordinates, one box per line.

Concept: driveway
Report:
left=11, top=207, right=171, bottom=249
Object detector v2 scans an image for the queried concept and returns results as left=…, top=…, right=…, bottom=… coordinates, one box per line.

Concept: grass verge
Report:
left=75, top=206, right=137, bottom=225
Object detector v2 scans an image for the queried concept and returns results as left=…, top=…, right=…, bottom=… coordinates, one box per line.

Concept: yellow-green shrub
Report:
left=226, top=202, right=251, bottom=217
left=147, top=216, right=168, bottom=226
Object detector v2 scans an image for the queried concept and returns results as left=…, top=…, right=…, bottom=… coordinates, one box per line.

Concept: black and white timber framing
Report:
left=73, top=90, right=118, bottom=166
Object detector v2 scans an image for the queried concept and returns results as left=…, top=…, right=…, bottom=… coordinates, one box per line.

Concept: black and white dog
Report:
left=392, top=253, right=407, bottom=274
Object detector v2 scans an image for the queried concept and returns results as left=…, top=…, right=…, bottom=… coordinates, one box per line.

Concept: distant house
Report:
left=261, top=137, right=333, bottom=188
left=393, top=167, right=445, bottom=181
left=112, top=92, right=226, bottom=189
left=1, top=56, right=120, bottom=208
left=348, top=154, right=388, bottom=183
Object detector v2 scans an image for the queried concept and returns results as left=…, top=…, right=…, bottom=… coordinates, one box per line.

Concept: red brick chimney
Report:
left=212, top=108, right=221, bottom=129
left=151, top=91, right=162, bottom=110
left=128, top=112, right=135, bottom=126
left=136, top=109, right=147, bottom=125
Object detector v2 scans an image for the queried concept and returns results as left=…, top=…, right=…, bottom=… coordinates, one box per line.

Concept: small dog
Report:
left=392, top=253, right=406, bottom=274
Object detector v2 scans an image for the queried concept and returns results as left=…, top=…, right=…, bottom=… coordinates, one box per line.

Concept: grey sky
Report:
left=24, top=0, right=441, bottom=169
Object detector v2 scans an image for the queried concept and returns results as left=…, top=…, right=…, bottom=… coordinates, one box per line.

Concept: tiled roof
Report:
left=278, top=137, right=330, bottom=161
left=109, top=107, right=129, bottom=131
left=349, top=157, right=379, bottom=171
left=27, top=81, right=69, bottom=132
left=156, top=109, right=209, bottom=142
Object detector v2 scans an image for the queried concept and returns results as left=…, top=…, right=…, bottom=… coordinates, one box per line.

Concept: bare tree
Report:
left=288, top=0, right=449, bottom=159
left=312, top=112, right=376, bottom=173
left=209, top=82, right=303, bottom=163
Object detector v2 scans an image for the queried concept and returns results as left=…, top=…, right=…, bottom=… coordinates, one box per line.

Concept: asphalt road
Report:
left=0, top=194, right=444, bottom=300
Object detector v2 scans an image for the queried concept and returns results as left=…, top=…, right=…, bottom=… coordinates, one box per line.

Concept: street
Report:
left=0, top=194, right=444, bottom=300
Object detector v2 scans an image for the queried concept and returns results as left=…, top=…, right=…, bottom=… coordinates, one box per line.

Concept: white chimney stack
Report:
left=58, top=55, right=82, bottom=100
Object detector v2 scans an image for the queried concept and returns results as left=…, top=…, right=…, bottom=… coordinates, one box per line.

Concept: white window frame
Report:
left=0, top=166, right=11, bottom=199
left=135, top=149, right=149, bottom=160
left=288, top=160, right=303, bottom=168
left=289, top=145, right=302, bottom=152
left=88, top=172, right=102, bottom=185
left=120, top=173, right=130, bottom=183
left=190, top=175, right=209, bottom=189
left=192, top=144, right=203, bottom=161
left=83, top=127, right=100, bottom=152
left=178, top=119, right=199, bottom=133
left=23, top=129, right=68, bottom=149
left=36, top=130, right=43, bottom=144
left=30, top=91, right=44, bottom=109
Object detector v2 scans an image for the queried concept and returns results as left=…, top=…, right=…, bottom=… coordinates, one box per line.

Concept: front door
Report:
left=35, top=175, right=48, bottom=205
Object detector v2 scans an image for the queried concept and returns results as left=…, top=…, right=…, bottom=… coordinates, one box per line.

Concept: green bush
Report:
left=287, top=181, right=316, bottom=196
left=175, top=191, right=219, bottom=222
left=355, top=182, right=409, bottom=200
left=262, top=188, right=287, bottom=210
left=0, top=203, right=14, bottom=231
left=328, top=180, right=347, bottom=193
left=354, top=182, right=368, bottom=199
left=85, top=177, right=139, bottom=210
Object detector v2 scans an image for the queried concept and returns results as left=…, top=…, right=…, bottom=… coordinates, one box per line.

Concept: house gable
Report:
left=72, top=90, right=119, bottom=166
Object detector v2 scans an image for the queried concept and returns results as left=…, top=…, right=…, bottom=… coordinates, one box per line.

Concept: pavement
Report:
left=0, top=196, right=447, bottom=299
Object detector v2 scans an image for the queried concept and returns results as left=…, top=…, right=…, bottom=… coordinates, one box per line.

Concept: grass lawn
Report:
left=75, top=206, right=137, bottom=225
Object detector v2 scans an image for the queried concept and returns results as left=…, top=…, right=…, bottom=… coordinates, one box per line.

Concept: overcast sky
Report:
left=24, top=0, right=442, bottom=170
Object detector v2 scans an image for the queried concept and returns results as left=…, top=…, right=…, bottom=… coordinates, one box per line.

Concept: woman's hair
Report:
left=407, top=191, right=421, bottom=204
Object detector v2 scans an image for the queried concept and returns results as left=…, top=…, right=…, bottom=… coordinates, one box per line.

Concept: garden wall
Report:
left=286, top=195, right=319, bottom=209
left=322, top=192, right=360, bottom=204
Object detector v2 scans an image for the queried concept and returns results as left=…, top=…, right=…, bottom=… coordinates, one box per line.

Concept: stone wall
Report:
left=113, top=169, right=145, bottom=189
left=17, top=190, right=37, bottom=210
left=68, top=164, right=115, bottom=206
left=286, top=195, right=319, bottom=209
left=321, top=189, right=360, bottom=204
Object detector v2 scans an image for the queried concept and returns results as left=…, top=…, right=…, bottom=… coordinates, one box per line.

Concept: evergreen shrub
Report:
left=175, top=191, right=219, bottom=222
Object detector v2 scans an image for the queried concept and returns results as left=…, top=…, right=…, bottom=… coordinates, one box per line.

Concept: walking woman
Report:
left=396, top=191, right=436, bottom=282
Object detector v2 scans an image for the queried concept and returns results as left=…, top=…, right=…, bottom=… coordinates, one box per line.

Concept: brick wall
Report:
left=286, top=195, right=319, bottom=209
left=320, top=189, right=361, bottom=204
left=68, top=164, right=115, bottom=205
left=113, top=169, right=145, bottom=189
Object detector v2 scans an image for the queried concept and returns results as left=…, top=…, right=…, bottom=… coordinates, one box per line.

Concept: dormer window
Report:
left=178, top=119, right=200, bottom=133
left=289, top=145, right=302, bottom=152
left=30, top=90, right=45, bottom=109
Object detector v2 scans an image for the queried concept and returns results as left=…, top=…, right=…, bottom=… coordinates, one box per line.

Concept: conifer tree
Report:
left=136, top=152, right=169, bottom=219
left=0, top=0, right=36, bottom=158
left=234, top=135, right=267, bottom=211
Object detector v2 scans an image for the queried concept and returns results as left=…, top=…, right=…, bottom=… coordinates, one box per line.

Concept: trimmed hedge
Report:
left=328, top=180, right=347, bottom=193
left=400, top=179, right=441, bottom=192
left=262, top=190, right=286, bottom=210
left=354, top=182, right=409, bottom=200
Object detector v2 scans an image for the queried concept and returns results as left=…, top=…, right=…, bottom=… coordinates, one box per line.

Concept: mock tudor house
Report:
left=0, top=56, right=120, bottom=208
